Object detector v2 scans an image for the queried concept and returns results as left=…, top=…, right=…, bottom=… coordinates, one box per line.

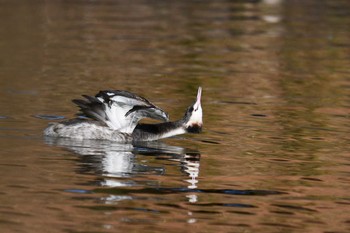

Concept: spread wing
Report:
left=72, top=90, right=169, bottom=134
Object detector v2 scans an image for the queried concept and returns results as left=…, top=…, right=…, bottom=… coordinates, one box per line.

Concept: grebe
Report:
left=44, top=87, right=203, bottom=142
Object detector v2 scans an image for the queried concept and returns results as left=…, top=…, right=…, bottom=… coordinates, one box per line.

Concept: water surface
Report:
left=0, top=1, right=349, bottom=232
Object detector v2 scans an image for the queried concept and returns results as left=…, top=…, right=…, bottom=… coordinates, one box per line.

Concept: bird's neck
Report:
left=132, top=120, right=186, bottom=141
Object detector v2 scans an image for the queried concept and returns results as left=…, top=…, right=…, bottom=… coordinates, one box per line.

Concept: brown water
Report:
left=1, top=0, right=350, bottom=232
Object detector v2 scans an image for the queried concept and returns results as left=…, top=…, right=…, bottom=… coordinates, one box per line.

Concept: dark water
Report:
left=1, top=0, right=350, bottom=232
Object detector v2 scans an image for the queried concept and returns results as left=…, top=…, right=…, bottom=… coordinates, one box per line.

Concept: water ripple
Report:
left=272, top=204, right=317, bottom=213
left=94, top=187, right=287, bottom=196
left=33, top=114, right=65, bottom=120
left=196, top=203, right=256, bottom=208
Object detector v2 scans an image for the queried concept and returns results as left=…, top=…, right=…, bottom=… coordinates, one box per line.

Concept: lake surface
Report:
left=1, top=0, right=349, bottom=232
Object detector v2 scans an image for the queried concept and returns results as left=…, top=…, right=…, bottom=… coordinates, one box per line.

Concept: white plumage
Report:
left=75, top=90, right=169, bottom=134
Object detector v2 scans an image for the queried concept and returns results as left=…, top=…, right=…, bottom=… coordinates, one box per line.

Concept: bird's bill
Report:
left=193, top=86, right=202, bottom=111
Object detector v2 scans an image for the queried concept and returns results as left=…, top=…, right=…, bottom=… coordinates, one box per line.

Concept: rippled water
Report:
left=1, top=0, right=350, bottom=232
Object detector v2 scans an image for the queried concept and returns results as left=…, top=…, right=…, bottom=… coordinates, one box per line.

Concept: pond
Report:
left=0, top=0, right=349, bottom=232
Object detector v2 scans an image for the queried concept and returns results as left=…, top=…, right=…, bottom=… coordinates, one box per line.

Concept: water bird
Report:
left=44, top=87, right=203, bottom=142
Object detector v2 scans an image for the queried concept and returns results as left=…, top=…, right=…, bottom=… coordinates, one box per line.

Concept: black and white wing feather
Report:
left=72, top=90, right=169, bottom=134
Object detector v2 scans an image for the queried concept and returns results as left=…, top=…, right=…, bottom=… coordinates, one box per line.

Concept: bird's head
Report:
left=183, top=87, right=203, bottom=133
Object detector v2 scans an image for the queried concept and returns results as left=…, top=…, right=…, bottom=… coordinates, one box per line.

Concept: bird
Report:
left=44, top=87, right=203, bottom=142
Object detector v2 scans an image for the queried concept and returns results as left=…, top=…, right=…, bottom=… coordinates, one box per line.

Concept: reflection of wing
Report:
left=72, top=90, right=169, bottom=133
left=44, top=137, right=201, bottom=189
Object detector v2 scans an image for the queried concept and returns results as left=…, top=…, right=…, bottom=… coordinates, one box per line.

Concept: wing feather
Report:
left=72, top=90, right=169, bottom=134
left=72, top=97, right=109, bottom=125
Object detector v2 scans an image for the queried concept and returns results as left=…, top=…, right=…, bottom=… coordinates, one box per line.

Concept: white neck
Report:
left=157, top=127, right=187, bottom=140
left=132, top=121, right=187, bottom=141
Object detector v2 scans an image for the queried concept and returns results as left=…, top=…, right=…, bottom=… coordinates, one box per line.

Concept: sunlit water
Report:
left=1, top=1, right=350, bottom=232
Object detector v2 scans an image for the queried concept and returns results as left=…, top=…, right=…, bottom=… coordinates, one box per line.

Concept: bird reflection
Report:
left=44, top=137, right=201, bottom=190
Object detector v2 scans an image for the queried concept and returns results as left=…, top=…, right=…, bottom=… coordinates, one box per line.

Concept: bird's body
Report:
left=44, top=120, right=132, bottom=142
left=44, top=87, right=203, bottom=142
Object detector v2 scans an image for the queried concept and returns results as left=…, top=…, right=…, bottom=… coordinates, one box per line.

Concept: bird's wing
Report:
left=72, top=90, right=169, bottom=134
